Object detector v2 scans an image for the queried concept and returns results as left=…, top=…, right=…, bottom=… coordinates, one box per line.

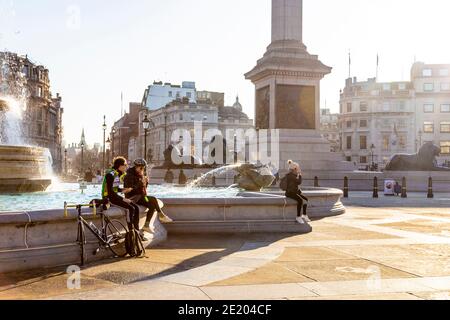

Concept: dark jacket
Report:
left=123, top=167, right=147, bottom=199
left=285, top=172, right=303, bottom=195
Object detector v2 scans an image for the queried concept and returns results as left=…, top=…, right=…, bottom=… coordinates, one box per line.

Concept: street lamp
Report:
left=64, top=149, right=68, bottom=176
left=80, top=141, right=85, bottom=177
left=370, top=144, right=376, bottom=171
left=102, top=115, right=107, bottom=173
left=142, top=114, right=154, bottom=161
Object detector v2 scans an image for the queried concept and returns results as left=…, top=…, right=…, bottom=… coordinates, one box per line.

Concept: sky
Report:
left=1, top=0, right=450, bottom=146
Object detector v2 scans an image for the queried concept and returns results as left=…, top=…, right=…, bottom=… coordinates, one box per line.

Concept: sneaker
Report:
left=302, top=215, right=311, bottom=223
left=296, top=217, right=305, bottom=224
left=158, top=211, right=173, bottom=223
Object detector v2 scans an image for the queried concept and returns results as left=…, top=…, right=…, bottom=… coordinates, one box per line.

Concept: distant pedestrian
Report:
left=394, top=182, right=401, bottom=196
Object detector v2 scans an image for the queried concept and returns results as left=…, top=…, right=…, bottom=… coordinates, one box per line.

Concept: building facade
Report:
left=339, top=62, right=450, bottom=170
left=320, top=108, right=340, bottom=152
left=141, top=81, right=197, bottom=110
left=0, top=52, right=64, bottom=172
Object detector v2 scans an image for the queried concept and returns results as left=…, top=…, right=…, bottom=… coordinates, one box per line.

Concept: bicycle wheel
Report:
left=77, top=221, right=87, bottom=266
left=105, top=219, right=128, bottom=257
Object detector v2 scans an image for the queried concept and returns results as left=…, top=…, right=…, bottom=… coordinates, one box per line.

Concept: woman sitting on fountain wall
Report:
left=102, top=157, right=140, bottom=234
left=124, top=159, right=173, bottom=236
left=284, top=160, right=311, bottom=224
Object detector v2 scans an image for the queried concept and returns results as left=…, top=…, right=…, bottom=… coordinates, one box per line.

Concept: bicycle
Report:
left=64, top=201, right=128, bottom=266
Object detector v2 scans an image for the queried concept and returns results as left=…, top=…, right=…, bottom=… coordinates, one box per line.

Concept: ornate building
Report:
left=0, top=52, right=64, bottom=172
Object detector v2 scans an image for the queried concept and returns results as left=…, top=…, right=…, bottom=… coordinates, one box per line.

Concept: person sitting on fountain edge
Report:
left=124, top=159, right=173, bottom=236
left=284, top=160, right=311, bottom=224
left=102, top=157, right=141, bottom=235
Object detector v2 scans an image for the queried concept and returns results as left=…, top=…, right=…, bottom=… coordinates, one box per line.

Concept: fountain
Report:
left=0, top=54, right=53, bottom=193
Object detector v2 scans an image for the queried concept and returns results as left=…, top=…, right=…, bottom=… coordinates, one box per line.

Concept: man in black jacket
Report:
left=124, top=159, right=173, bottom=235
left=284, top=160, right=310, bottom=224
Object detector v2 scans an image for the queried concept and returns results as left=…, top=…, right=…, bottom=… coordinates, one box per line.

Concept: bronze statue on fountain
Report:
left=385, top=142, right=450, bottom=171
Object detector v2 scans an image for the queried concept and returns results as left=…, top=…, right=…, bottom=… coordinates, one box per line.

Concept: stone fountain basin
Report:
left=0, top=188, right=344, bottom=272
left=0, top=145, right=52, bottom=192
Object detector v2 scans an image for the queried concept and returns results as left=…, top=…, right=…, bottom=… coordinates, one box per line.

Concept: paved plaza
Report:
left=1, top=194, right=450, bottom=300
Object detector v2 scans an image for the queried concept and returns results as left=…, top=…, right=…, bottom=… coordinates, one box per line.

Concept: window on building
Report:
left=168, top=91, right=173, bottom=97
left=424, top=83, right=434, bottom=92
left=441, top=83, right=450, bottom=91
left=360, top=102, right=368, bottom=112
left=37, top=124, right=42, bottom=136
left=360, top=136, right=367, bottom=150
left=440, top=69, right=449, bottom=77
left=186, top=92, right=192, bottom=99
left=424, top=104, right=434, bottom=113
left=383, top=84, right=391, bottom=91
left=441, top=142, right=450, bottom=155
left=441, top=122, right=450, bottom=133
left=441, top=104, right=450, bottom=113
left=347, top=103, right=352, bottom=113
left=179, top=113, right=183, bottom=121
left=398, top=83, right=407, bottom=90
left=399, top=135, right=407, bottom=149
left=176, top=92, right=181, bottom=98
left=191, top=114, right=195, bottom=121
left=423, top=69, right=433, bottom=77
left=424, top=121, right=434, bottom=133
left=203, top=115, right=208, bottom=121
left=346, top=121, right=352, bottom=129
left=360, top=156, right=368, bottom=164
left=346, top=136, right=352, bottom=150
left=382, top=136, right=390, bottom=151
left=360, top=120, right=368, bottom=128
left=346, top=156, right=352, bottom=162
left=37, top=87, right=43, bottom=98
left=383, top=102, right=390, bottom=112
left=399, top=101, right=406, bottom=111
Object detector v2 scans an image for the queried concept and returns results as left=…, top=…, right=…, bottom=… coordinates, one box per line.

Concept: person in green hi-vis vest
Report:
left=124, top=159, right=173, bottom=237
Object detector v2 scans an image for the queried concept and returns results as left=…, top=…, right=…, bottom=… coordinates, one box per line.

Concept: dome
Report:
left=232, top=96, right=242, bottom=111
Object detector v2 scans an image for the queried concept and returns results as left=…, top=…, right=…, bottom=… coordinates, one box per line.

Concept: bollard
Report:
left=212, top=175, right=217, bottom=187
left=344, top=177, right=349, bottom=198
left=427, top=177, right=434, bottom=199
left=179, top=169, right=187, bottom=185
left=164, top=169, right=174, bottom=184
left=401, top=177, right=408, bottom=198
left=373, top=177, right=379, bottom=198
left=314, top=176, right=319, bottom=188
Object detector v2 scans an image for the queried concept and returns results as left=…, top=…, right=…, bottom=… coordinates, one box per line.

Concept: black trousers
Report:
left=286, top=191, right=309, bottom=217
left=110, top=198, right=140, bottom=230
left=136, top=196, right=163, bottom=222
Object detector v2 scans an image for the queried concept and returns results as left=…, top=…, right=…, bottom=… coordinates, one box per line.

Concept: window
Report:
left=441, top=83, right=450, bottom=91
left=383, top=84, right=391, bottom=91
left=37, top=87, right=43, bottom=98
left=346, top=156, right=352, bottom=162
left=440, top=69, right=449, bottom=77
left=360, top=120, right=368, bottom=128
left=441, top=104, right=450, bottom=113
left=383, top=102, right=390, bottom=112
left=346, top=121, right=352, bottom=129
left=424, top=83, right=434, bottom=92
left=399, top=101, right=406, bottom=111
left=346, top=136, right=352, bottom=150
left=360, top=102, right=368, bottom=112
left=360, top=136, right=367, bottom=150
left=382, top=136, right=390, bottom=151
left=168, top=91, right=173, bottom=97
left=441, top=122, right=450, bottom=133
left=347, top=103, right=352, bottom=113
left=424, top=121, right=434, bottom=133
left=398, top=83, right=407, bottom=90
left=360, top=156, right=368, bottom=164
left=203, top=115, right=208, bottom=121
left=176, top=92, right=181, bottom=98
left=424, top=104, right=434, bottom=113
left=441, top=142, right=450, bottom=154
left=423, top=69, right=433, bottom=77
left=186, top=92, right=192, bottom=99
left=191, top=114, right=195, bottom=121
left=179, top=113, right=183, bottom=121
left=37, top=124, right=42, bottom=136
left=399, top=135, right=407, bottom=149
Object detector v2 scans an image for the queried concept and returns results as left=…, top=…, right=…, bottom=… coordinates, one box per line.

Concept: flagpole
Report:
left=348, top=50, right=351, bottom=78
left=121, top=92, right=123, bottom=117
left=376, top=54, right=379, bottom=81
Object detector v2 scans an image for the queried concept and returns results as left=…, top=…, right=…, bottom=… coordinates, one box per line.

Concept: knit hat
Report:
left=287, top=160, right=300, bottom=171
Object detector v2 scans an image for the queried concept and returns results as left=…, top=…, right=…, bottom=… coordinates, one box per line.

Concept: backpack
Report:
left=280, top=175, right=288, bottom=191
left=125, top=228, right=146, bottom=257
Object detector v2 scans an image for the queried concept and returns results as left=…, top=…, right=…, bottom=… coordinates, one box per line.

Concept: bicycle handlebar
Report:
left=64, top=201, right=97, bottom=218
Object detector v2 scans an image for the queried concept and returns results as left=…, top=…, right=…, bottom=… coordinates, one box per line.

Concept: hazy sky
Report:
left=1, top=0, right=450, bottom=145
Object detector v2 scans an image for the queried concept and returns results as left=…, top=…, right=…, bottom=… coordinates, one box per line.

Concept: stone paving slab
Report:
left=291, top=293, right=423, bottom=300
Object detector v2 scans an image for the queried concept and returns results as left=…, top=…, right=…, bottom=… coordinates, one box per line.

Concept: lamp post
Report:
left=370, top=144, right=376, bottom=171
left=80, top=142, right=85, bottom=177
left=106, top=137, right=111, bottom=167
left=143, top=114, right=151, bottom=161
left=64, top=149, right=68, bottom=176
left=102, top=116, right=107, bottom=172
left=111, top=127, right=116, bottom=158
